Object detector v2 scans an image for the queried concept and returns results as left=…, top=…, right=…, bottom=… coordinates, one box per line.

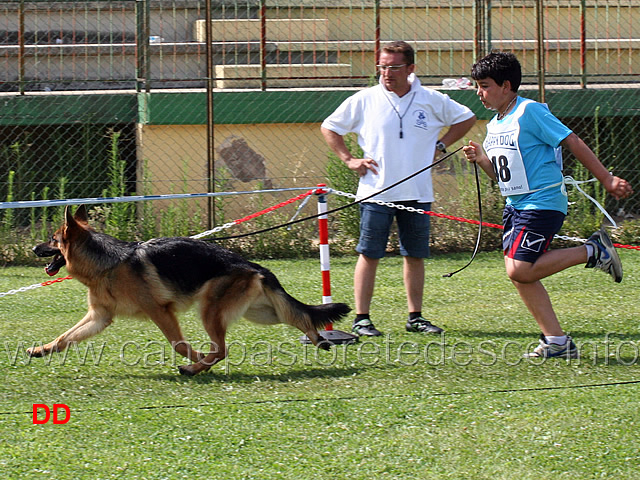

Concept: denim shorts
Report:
left=502, top=204, right=565, bottom=263
left=356, top=201, right=431, bottom=259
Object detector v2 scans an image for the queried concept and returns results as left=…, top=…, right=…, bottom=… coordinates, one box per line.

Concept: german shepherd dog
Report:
left=31, top=205, right=350, bottom=376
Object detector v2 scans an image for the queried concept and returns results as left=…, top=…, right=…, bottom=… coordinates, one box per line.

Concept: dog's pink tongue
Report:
left=45, top=265, right=60, bottom=276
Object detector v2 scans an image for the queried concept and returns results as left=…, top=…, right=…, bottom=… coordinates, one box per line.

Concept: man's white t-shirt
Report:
left=322, top=74, right=475, bottom=202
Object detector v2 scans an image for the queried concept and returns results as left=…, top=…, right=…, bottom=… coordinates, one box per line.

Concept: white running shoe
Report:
left=524, top=334, right=579, bottom=359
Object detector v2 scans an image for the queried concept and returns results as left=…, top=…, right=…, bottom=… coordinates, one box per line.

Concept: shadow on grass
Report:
left=127, top=365, right=364, bottom=384
left=456, top=330, right=640, bottom=341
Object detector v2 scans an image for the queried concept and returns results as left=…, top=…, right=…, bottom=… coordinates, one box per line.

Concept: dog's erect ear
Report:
left=64, top=205, right=87, bottom=228
left=64, top=205, right=75, bottom=227
left=74, top=204, right=89, bottom=224
left=64, top=205, right=89, bottom=231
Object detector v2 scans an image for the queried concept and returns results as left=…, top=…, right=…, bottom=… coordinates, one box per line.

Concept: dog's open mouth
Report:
left=45, top=254, right=67, bottom=276
left=33, top=243, right=66, bottom=276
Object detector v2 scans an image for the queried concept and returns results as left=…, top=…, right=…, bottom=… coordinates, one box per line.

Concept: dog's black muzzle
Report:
left=33, top=243, right=59, bottom=258
left=33, top=243, right=66, bottom=276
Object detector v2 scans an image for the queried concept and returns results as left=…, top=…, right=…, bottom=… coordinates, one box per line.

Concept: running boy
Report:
left=463, top=51, right=633, bottom=358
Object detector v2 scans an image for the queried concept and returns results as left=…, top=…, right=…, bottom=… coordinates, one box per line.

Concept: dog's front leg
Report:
left=27, top=306, right=113, bottom=357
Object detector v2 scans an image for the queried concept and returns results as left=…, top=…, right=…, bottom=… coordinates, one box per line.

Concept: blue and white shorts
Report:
left=502, top=204, right=565, bottom=263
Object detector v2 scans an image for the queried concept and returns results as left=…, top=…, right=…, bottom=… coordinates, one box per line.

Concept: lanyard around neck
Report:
left=383, top=91, right=416, bottom=139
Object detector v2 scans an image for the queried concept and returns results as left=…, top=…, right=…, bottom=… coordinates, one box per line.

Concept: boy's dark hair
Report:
left=471, top=51, right=521, bottom=92
left=381, top=41, right=415, bottom=66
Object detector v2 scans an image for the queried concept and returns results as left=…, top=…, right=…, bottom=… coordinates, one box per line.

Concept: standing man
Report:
left=321, top=41, right=476, bottom=337
left=463, top=51, right=633, bottom=358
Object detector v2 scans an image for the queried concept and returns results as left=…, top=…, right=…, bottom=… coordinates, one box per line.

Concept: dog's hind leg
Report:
left=27, top=306, right=113, bottom=357
left=178, top=317, right=227, bottom=377
left=178, top=273, right=261, bottom=376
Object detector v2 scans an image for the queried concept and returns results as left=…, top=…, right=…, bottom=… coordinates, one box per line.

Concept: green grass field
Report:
left=1, top=250, right=639, bottom=479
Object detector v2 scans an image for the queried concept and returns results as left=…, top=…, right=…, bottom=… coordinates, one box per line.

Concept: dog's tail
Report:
left=301, top=301, right=352, bottom=329
left=258, top=268, right=351, bottom=330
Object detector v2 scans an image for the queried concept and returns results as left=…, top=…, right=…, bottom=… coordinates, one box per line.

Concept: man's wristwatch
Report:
left=435, top=140, right=447, bottom=153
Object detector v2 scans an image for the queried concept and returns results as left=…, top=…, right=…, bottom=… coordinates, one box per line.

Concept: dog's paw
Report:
left=177, top=365, right=198, bottom=376
left=316, top=336, right=333, bottom=351
left=26, top=347, right=46, bottom=357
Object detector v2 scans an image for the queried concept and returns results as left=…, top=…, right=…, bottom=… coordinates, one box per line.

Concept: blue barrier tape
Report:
left=0, top=187, right=315, bottom=210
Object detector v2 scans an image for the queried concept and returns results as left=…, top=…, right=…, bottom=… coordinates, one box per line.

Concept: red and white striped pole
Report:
left=310, top=184, right=357, bottom=344
left=316, top=184, right=333, bottom=329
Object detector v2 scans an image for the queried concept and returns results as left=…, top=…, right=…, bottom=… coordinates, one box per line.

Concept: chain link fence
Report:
left=1, top=0, right=639, bottom=260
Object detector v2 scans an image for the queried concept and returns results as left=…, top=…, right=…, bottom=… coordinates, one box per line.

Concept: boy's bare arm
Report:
left=561, top=133, right=633, bottom=199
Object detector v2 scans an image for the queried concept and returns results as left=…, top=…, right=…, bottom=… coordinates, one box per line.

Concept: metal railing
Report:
left=2, top=1, right=639, bottom=93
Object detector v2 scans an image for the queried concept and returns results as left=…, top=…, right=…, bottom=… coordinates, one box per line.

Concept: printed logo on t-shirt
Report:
left=412, top=109, right=428, bottom=130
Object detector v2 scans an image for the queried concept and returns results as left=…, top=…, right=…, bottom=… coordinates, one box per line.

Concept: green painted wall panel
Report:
left=1, top=88, right=639, bottom=127
left=0, top=94, right=137, bottom=126
left=145, top=90, right=356, bottom=125
left=144, top=89, right=640, bottom=124
left=146, top=90, right=485, bottom=125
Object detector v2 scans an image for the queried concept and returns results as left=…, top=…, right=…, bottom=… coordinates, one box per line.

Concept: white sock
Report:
left=585, top=244, right=595, bottom=259
left=545, top=335, right=567, bottom=346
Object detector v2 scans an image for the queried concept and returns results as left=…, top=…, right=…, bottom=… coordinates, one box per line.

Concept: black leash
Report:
left=442, top=161, right=483, bottom=277
left=209, top=146, right=484, bottom=276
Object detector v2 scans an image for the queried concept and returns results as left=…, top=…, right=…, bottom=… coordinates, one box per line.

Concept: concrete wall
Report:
left=136, top=118, right=490, bottom=218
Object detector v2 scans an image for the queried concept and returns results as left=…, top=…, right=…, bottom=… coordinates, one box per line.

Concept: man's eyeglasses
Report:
left=377, top=64, right=408, bottom=72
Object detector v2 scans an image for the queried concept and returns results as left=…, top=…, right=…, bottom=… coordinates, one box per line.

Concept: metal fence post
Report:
left=135, top=0, right=150, bottom=93
left=580, top=0, right=587, bottom=89
left=374, top=0, right=380, bottom=69
left=473, top=0, right=492, bottom=60
left=260, top=0, right=267, bottom=91
left=18, top=0, right=25, bottom=95
left=535, top=0, right=546, bottom=103
left=205, top=0, right=216, bottom=228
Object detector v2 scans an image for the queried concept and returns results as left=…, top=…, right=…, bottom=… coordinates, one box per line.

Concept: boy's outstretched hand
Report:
left=604, top=175, right=633, bottom=200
